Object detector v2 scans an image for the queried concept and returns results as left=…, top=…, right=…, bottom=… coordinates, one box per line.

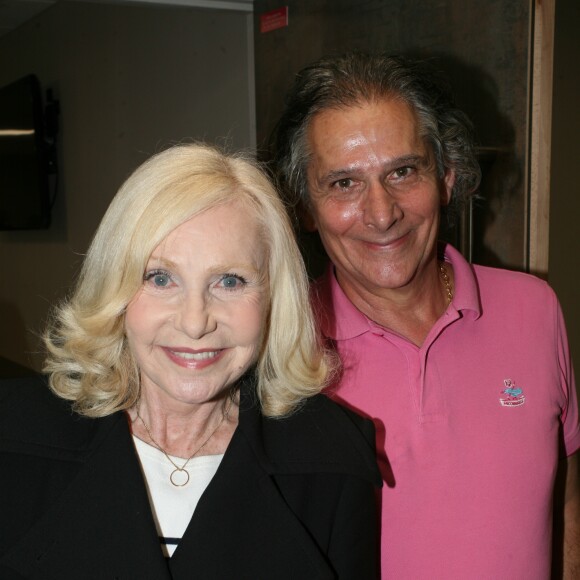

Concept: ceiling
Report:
left=0, top=0, right=254, bottom=38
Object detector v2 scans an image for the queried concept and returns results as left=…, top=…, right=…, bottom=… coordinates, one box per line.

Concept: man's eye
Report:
left=393, top=167, right=413, bottom=179
left=333, top=178, right=354, bottom=189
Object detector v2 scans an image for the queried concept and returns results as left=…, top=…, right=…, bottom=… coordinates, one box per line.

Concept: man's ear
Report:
left=298, top=202, right=318, bottom=232
left=441, top=169, right=456, bottom=206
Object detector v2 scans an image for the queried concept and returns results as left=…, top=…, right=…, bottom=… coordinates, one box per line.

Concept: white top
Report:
left=133, top=436, right=223, bottom=557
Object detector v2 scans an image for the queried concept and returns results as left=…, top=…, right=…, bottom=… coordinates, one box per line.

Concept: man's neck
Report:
left=337, top=262, right=452, bottom=347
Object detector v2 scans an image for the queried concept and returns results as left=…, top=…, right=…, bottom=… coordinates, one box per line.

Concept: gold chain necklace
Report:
left=136, top=394, right=234, bottom=487
left=439, top=261, right=454, bottom=305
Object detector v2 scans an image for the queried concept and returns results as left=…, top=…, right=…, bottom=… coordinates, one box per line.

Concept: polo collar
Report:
left=313, top=242, right=482, bottom=342
left=440, top=242, right=481, bottom=319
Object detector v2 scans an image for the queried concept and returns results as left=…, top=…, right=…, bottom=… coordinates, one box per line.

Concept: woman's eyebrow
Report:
left=146, top=255, right=178, bottom=269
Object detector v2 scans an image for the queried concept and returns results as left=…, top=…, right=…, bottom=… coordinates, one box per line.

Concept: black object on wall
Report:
left=0, top=74, right=59, bottom=230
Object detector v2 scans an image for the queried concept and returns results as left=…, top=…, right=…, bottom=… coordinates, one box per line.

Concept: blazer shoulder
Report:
left=309, top=393, right=377, bottom=448
left=248, top=393, right=381, bottom=486
left=0, top=375, right=114, bottom=460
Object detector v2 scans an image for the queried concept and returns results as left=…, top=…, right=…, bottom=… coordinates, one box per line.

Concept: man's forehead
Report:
left=309, top=98, right=421, bottom=139
left=306, top=100, right=428, bottom=168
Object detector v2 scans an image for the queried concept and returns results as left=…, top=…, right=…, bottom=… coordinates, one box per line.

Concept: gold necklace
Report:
left=136, top=394, right=234, bottom=487
left=439, top=261, right=453, bottom=305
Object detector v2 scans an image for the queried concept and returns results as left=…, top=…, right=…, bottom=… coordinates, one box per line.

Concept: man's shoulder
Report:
left=472, top=263, right=555, bottom=302
left=473, top=263, right=548, bottom=286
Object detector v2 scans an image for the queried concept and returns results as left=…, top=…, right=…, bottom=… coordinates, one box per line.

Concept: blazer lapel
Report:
left=2, top=413, right=171, bottom=580
left=169, top=426, right=335, bottom=580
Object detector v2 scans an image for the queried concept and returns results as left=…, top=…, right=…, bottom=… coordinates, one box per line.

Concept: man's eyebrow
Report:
left=319, top=154, right=428, bottom=183
left=321, top=168, right=359, bottom=183
left=387, top=154, right=427, bottom=168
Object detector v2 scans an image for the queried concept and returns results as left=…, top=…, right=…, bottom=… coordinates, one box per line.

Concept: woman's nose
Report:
left=175, top=292, right=217, bottom=339
left=362, top=182, right=402, bottom=231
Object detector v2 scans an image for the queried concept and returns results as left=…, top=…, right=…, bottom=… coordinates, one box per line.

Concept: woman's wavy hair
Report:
left=270, top=51, right=481, bottom=224
left=44, top=143, right=332, bottom=418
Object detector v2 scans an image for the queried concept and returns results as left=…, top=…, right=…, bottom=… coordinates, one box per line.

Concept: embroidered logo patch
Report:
left=499, top=379, right=525, bottom=407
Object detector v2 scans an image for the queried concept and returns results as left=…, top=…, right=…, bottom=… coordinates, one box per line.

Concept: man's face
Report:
left=305, top=98, right=454, bottom=305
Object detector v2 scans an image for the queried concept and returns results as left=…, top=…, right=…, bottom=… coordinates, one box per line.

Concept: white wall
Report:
left=0, top=1, right=254, bottom=369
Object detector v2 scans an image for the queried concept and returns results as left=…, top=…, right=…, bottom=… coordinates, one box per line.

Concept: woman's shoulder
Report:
left=242, top=390, right=381, bottom=486
left=0, top=375, right=115, bottom=458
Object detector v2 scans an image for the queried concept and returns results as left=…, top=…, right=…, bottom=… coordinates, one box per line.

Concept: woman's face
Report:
left=125, top=201, right=268, bottom=412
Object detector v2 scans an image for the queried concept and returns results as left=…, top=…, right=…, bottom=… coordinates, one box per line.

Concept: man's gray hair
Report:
left=270, top=52, right=481, bottom=224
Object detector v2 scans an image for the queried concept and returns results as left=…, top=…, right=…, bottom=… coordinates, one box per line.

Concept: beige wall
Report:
left=549, top=0, right=580, bottom=382
left=0, top=1, right=254, bottom=370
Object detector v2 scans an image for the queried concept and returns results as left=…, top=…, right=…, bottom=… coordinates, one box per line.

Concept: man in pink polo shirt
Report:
left=271, top=52, right=580, bottom=578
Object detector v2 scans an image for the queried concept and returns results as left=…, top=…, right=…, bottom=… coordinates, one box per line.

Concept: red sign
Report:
left=260, top=6, right=289, bottom=33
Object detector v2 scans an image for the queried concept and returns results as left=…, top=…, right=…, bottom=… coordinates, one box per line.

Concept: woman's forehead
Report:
left=149, top=201, right=268, bottom=267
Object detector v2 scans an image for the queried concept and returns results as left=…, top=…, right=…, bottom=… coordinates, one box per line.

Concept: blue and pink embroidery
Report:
left=499, top=379, right=525, bottom=407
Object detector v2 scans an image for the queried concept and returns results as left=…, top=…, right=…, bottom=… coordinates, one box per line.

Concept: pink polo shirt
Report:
left=314, top=244, right=580, bottom=579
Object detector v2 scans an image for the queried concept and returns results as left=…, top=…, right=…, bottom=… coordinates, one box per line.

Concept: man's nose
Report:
left=362, top=182, right=402, bottom=230
left=175, top=291, right=217, bottom=339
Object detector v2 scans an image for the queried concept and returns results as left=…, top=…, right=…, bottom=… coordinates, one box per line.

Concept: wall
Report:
left=0, top=1, right=254, bottom=370
left=549, top=0, right=580, bottom=380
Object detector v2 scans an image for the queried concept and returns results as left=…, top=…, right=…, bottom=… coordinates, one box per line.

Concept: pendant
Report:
left=170, top=467, right=190, bottom=487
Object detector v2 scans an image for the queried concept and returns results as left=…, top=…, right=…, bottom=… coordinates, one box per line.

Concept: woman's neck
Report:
left=128, top=389, right=239, bottom=459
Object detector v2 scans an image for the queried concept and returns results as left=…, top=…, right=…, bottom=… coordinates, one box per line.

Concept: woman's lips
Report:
left=162, top=347, right=225, bottom=369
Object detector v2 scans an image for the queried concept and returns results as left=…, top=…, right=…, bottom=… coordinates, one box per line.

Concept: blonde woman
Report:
left=0, top=143, right=380, bottom=579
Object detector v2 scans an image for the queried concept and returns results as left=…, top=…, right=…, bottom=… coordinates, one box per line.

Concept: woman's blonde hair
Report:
left=44, top=143, right=332, bottom=418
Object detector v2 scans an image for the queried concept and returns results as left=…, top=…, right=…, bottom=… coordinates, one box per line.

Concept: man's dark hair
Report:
left=270, top=52, right=481, bottom=224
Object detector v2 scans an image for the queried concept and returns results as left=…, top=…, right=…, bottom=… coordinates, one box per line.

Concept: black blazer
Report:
left=0, top=376, right=381, bottom=579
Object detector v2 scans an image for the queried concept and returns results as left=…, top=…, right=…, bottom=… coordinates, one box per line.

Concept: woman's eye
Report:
left=144, top=270, right=172, bottom=288
left=218, top=274, right=246, bottom=290
left=153, top=274, right=170, bottom=287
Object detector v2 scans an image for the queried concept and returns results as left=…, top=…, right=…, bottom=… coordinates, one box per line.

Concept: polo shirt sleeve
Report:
left=556, top=297, right=580, bottom=457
